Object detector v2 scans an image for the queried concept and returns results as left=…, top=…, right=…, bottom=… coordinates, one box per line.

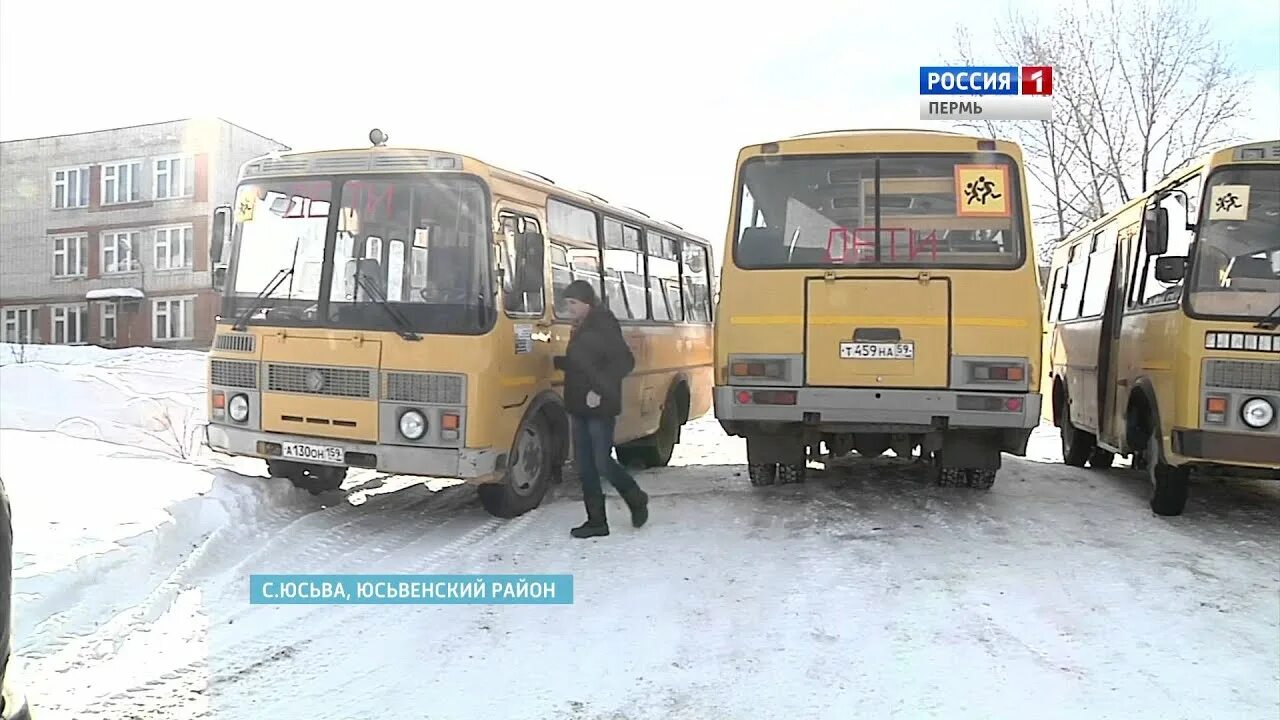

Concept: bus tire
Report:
left=748, top=463, right=777, bottom=486
left=477, top=414, right=552, bottom=519
left=1088, top=448, right=1115, bottom=469
left=777, top=463, right=806, bottom=484
left=964, top=469, right=997, bottom=490
left=1059, top=393, right=1095, bottom=467
left=1146, top=430, right=1189, bottom=517
left=619, top=389, right=682, bottom=469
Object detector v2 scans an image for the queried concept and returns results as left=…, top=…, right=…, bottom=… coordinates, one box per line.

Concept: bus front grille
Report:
left=1205, top=360, right=1280, bottom=392
left=266, top=363, right=374, bottom=398
left=382, top=372, right=465, bottom=405
left=210, top=359, right=258, bottom=389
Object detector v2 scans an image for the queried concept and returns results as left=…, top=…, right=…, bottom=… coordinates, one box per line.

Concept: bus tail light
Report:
left=730, top=359, right=787, bottom=380
left=972, top=363, right=1025, bottom=382
left=735, top=390, right=797, bottom=405
left=1204, top=395, right=1228, bottom=423
left=957, top=394, right=1026, bottom=413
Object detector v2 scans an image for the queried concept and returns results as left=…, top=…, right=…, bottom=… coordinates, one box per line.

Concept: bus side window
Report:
left=500, top=211, right=545, bottom=317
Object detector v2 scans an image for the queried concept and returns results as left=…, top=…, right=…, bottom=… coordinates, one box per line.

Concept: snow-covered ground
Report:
left=1, top=342, right=1278, bottom=719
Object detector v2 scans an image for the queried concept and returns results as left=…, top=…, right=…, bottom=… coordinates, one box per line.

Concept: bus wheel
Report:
left=1146, top=430, right=1189, bottom=517
left=620, top=394, right=681, bottom=469
left=1060, top=398, right=1094, bottom=467
left=777, top=463, right=806, bottom=484
left=1088, top=448, right=1115, bottom=469
left=747, top=464, right=777, bottom=486
left=963, top=469, right=997, bottom=490
left=477, top=415, right=552, bottom=518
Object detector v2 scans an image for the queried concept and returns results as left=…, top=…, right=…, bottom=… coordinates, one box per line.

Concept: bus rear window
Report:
left=734, top=153, right=1025, bottom=269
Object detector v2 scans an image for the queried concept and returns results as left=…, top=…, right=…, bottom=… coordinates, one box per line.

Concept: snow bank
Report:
left=0, top=342, right=210, bottom=459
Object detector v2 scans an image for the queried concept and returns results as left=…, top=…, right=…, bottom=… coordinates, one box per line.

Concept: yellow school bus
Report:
left=202, top=130, right=715, bottom=517
left=1045, top=139, right=1280, bottom=516
left=713, top=129, right=1044, bottom=488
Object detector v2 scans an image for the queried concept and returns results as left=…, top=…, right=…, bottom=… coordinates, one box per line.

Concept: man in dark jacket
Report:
left=553, top=280, right=649, bottom=538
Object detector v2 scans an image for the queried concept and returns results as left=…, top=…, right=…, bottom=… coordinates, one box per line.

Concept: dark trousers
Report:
left=571, top=413, right=641, bottom=504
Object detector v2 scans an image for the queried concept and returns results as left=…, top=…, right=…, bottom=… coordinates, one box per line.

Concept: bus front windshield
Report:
left=1189, top=166, right=1280, bottom=320
left=733, top=153, right=1026, bottom=269
left=224, top=176, right=492, bottom=334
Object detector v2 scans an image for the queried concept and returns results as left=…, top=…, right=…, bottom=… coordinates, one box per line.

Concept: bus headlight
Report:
left=1240, top=397, right=1274, bottom=428
left=228, top=394, right=250, bottom=423
left=399, top=410, right=427, bottom=440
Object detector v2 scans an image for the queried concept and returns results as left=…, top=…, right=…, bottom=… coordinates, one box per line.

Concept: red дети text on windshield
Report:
left=825, top=227, right=940, bottom=263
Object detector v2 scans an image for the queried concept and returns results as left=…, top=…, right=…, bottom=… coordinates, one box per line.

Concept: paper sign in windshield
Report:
left=235, top=187, right=257, bottom=222
left=1208, top=185, right=1250, bottom=221
left=954, top=164, right=1010, bottom=218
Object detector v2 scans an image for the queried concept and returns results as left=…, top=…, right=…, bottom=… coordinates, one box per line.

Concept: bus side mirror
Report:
left=210, top=205, right=231, bottom=290
left=514, top=231, right=545, bottom=294
left=1144, top=205, right=1169, bottom=256
left=1153, top=256, right=1186, bottom=283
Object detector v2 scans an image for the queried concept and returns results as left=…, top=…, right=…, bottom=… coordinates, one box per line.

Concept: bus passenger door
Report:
left=1105, top=217, right=1147, bottom=451
left=1090, top=222, right=1122, bottom=448
left=497, top=207, right=552, bottom=425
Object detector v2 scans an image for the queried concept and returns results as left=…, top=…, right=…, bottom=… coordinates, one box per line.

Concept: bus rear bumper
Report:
left=713, top=386, right=1043, bottom=430
left=205, top=424, right=504, bottom=484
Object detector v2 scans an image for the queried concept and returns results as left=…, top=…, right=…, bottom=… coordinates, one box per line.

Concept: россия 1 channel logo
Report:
left=918, top=66, right=1053, bottom=121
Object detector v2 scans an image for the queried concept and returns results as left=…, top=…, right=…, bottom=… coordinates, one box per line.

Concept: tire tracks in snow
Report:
left=46, top=482, right=548, bottom=716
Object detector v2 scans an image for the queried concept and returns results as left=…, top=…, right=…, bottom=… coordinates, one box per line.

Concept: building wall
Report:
left=0, top=118, right=288, bottom=349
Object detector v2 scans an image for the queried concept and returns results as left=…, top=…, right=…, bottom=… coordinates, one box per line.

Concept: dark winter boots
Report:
left=620, top=486, right=649, bottom=528
left=571, top=495, right=609, bottom=538
left=571, top=487, right=650, bottom=538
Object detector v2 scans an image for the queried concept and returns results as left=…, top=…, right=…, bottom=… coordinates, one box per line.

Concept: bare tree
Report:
left=952, top=0, right=1253, bottom=263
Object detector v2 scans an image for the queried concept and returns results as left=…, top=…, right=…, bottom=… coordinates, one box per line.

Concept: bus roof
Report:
left=735, top=127, right=1025, bottom=158
left=235, top=143, right=709, bottom=245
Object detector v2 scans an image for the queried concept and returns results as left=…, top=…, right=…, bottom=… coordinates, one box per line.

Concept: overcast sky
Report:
left=2, top=0, right=1276, bottom=257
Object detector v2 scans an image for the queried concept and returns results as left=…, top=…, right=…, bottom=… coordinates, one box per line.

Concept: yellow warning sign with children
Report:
left=954, top=164, right=1011, bottom=217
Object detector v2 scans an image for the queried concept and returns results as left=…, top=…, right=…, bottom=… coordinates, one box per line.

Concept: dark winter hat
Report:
left=562, top=280, right=597, bottom=305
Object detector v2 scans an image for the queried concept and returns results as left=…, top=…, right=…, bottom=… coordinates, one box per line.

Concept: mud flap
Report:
left=940, top=430, right=1003, bottom=470
left=746, top=432, right=806, bottom=466
left=1002, top=427, right=1034, bottom=456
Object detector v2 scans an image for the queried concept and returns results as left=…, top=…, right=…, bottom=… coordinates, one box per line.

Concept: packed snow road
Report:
left=2, top=345, right=1278, bottom=719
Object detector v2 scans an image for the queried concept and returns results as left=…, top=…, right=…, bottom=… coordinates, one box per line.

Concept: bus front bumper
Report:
left=204, top=424, right=505, bottom=484
left=713, top=386, right=1043, bottom=430
left=1171, top=428, right=1280, bottom=468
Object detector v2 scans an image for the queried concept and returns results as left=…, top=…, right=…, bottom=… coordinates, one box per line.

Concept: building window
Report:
left=102, top=231, right=138, bottom=274
left=102, top=161, right=142, bottom=205
left=154, top=156, right=193, bottom=200
left=100, top=303, right=117, bottom=342
left=154, top=226, right=193, bottom=269
left=153, top=297, right=195, bottom=341
left=52, top=235, right=88, bottom=277
left=52, top=167, right=90, bottom=209
left=51, top=305, right=87, bottom=345
left=3, top=308, right=38, bottom=343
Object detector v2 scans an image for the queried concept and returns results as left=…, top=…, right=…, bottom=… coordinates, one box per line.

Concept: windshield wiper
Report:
left=1255, top=300, right=1280, bottom=330
left=231, top=266, right=294, bottom=331
left=353, top=273, right=422, bottom=341
left=231, top=239, right=302, bottom=331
